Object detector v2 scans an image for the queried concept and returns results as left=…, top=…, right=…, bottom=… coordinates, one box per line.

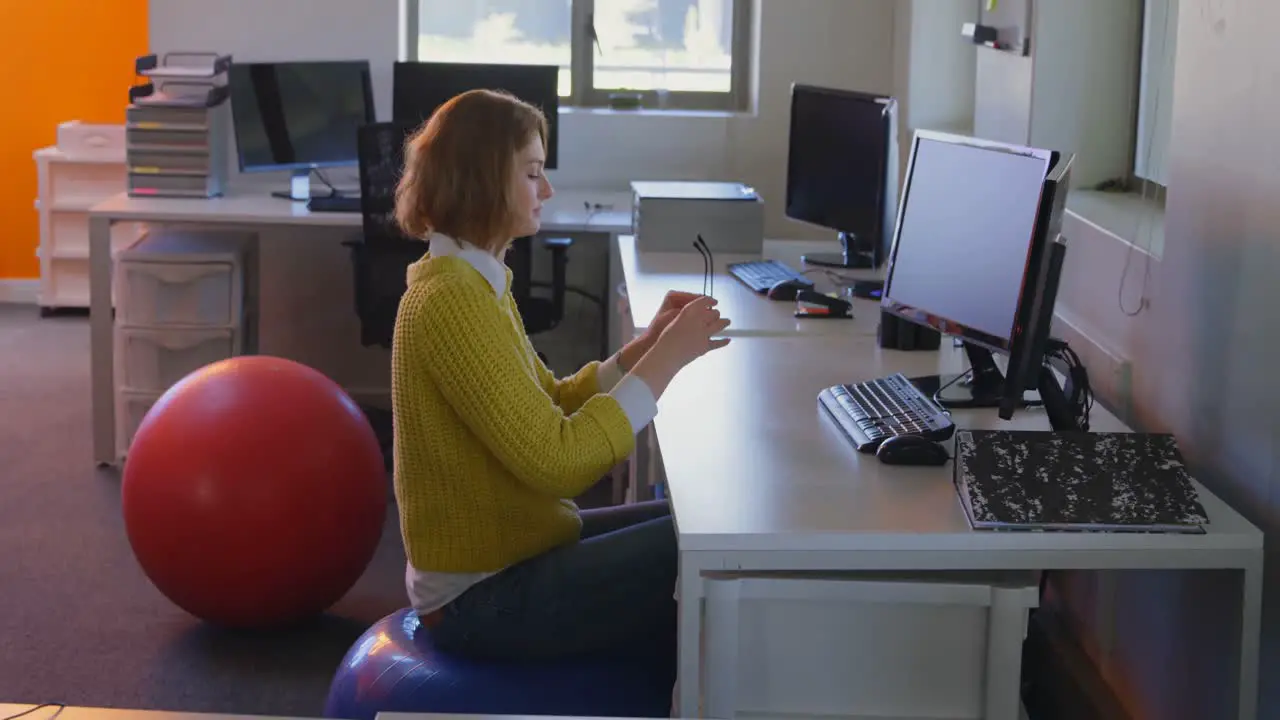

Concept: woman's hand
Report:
left=619, top=290, right=702, bottom=370
left=629, top=296, right=731, bottom=399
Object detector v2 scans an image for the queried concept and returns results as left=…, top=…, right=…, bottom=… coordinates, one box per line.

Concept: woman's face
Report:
left=508, top=133, right=554, bottom=239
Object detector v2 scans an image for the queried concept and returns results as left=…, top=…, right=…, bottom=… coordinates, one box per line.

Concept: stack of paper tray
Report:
left=126, top=52, right=232, bottom=198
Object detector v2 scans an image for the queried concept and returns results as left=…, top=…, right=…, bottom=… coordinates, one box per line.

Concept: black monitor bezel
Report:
left=228, top=59, right=377, bottom=174
left=998, top=154, right=1074, bottom=417
left=879, top=129, right=1059, bottom=357
left=391, top=61, right=561, bottom=170
left=784, top=83, right=898, bottom=246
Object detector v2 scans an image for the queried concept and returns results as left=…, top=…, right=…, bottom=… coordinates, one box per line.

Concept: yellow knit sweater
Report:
left=391, top=254, right=636, bottom=573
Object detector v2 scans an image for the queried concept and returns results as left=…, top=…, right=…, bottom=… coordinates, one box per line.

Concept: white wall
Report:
left=898, top=0, right=976, bottom=136
left=148, top=0, right=899, bottom=389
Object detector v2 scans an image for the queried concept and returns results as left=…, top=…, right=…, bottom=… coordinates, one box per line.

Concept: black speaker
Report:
left=877, top=310, right=942, bottom=351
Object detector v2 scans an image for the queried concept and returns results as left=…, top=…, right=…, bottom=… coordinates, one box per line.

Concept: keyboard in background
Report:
left=307, top=195, right=362, bottom=213
left=727, top=259, right=813, bottom=294
left=818, top=373, right=956, bottom=452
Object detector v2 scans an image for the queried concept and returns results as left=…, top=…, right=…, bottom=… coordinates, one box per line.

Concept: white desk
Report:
left=616, top=234, right=883, bottom=339
left=379, top=715, right=663, bottom=720
left=655, top=335, right=1262, bottom=720
left=88, top=188, right=633, bottom=466
left=0, top=706, right=316, bottom=720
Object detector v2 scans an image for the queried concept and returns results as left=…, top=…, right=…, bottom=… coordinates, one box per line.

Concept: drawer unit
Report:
left=47, top=161, right=128, bottom=207
left=56, top=121, right=125, bottom=160
left=115, top=260, right=242, bottom=328
left=33, top=123, right=131, bottom=313
left=38, top=258, right=92, bottom=310
left=114, top=389, right=161, bottom=460
left=111, top=227, right=255, bottom=459
left=46, top=211, right=143, bottom=259
left=114, top=326, right=240, bottom=393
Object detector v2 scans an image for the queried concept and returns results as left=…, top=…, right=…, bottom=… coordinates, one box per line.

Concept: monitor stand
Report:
left=908, top=341, right=1039, bottom=410
left=803, top=231, right=876, bottom=270
left=271, top=169, right=317, bottom=202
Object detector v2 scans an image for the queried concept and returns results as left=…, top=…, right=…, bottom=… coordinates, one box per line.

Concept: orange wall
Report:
left=0, top=1, right=148, bottom=279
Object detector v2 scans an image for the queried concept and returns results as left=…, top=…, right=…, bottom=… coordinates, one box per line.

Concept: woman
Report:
left=390, top=88, right=730, bottom=681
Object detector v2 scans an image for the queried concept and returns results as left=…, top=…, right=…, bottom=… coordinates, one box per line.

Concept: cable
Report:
left=930, top=367, right=973, bottom=411
left=1044, top=338, right=1094, bottom=432
left=3, top=705, right=65, bottom=720
left=311, top=168, right=340, bottom=197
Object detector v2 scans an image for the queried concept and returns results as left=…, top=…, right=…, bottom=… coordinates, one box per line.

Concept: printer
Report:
left=630, top=181, right=764, bottom=254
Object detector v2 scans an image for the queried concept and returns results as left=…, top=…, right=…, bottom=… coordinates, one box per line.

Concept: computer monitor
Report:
left=228, top=60, right=376, bottom=201
left=784, top=83, right=900, bottom=273
left=879, top=129, right=1081, bottom=430
left=392, top=61, right=560, bottom=170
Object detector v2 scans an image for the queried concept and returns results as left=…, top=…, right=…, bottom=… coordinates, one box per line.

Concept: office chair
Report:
left=345, top=121, right=576, bottom=348
left=344, top=121, right=423, bottom=349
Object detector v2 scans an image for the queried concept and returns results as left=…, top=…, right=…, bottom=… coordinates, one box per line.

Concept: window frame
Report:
left=404, top=0, right=753, bottom=113
left=1132, top=0, right=1176, bottom=187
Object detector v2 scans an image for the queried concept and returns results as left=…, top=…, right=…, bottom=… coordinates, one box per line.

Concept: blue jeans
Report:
left=430, top=498, right=676, bottom=677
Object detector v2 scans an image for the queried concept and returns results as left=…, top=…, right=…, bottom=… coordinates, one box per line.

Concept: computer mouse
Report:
left=766, top=278, right=809, bottom=301
left=875, top=434, right=951, bottom=467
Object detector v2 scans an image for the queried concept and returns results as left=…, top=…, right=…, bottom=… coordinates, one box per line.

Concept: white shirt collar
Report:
left=427, top=233, right=508, bottom=297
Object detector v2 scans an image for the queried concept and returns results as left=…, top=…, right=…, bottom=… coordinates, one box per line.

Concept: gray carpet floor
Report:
left=0, top=303, right=410, bottom=716
left=0, top=303, right=617, bottom=717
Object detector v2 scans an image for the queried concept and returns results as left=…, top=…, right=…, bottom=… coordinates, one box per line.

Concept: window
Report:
left=405, top=0, right=753, bottom=111
left=1133, top=0, right=1177, bottom=187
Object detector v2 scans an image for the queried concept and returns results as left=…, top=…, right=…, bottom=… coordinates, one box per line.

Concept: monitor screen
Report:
left=785, top=85, right=894, bottom=243
left=229, top=60, right=375, bottom=173
left=882, top=134, right=1051, bottom=347
left=392, top=62, right=560, bottom=169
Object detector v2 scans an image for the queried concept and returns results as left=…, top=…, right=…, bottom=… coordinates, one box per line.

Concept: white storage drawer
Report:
left=114, top=327, right=239, bottom=393
left=39, top=258, right=92, bottom=309
left=48, top=211, right=143, bottom=259
left=115, top=389, right=161, bottom=460
left=115, top=260, right=242, bottom=328
left=48, top=161, right=126, bottom=206
left=702, top=571, right=1039, bottom=720
left=57, top=121, right=125, bottom=160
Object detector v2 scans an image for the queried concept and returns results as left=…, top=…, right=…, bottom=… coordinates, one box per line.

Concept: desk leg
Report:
left=678, top=555, right=706, bottom=717
left=89, top=216, right=116, bottom=467
left=1237, top=552, right=1263, bottom=720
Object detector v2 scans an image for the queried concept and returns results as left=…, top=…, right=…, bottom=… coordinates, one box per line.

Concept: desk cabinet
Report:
left=112, top=229, right=254, bottom=460
left=34, top=123, right=144, bottom=313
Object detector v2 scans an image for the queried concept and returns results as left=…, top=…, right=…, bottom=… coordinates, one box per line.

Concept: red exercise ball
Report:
left=121, top=355, right=387, bottom=629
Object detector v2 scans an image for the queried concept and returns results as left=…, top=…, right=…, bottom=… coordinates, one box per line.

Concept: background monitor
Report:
left=880, top=130, right=1073, bottom=422
left=392, top=61, right=560, bottom=169
left=784, top=83, right=899, bottom=272
left=228, top=60, right=376, bottom=200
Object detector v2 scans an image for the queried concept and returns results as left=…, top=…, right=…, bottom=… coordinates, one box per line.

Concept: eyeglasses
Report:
left=693, top=234, right=714, bottom=298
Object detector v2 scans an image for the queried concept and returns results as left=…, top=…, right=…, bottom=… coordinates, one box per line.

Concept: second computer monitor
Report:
left=392, top=61, right=560, bottom=169
left=228, top=60, right=375, bottom=179
left=880, top=129, right=1072, bottom=415
left=785, top=83, right=899, bottom=270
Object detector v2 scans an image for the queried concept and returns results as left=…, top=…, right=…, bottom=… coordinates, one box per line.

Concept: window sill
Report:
left=1065, top=189, right=1166, bottom=260
left=560, top=106, right=754, bottom=120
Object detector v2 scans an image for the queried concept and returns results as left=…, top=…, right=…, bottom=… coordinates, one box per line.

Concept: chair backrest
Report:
left=357, top=121, right=416, bottom=244
left=349, top=121, right=423, bottom=348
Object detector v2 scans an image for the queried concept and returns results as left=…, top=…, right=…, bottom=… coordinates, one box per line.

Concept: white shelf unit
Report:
left=112, top=229, right=256, bottom=460
left=33, top=122, right=146, bottom=313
